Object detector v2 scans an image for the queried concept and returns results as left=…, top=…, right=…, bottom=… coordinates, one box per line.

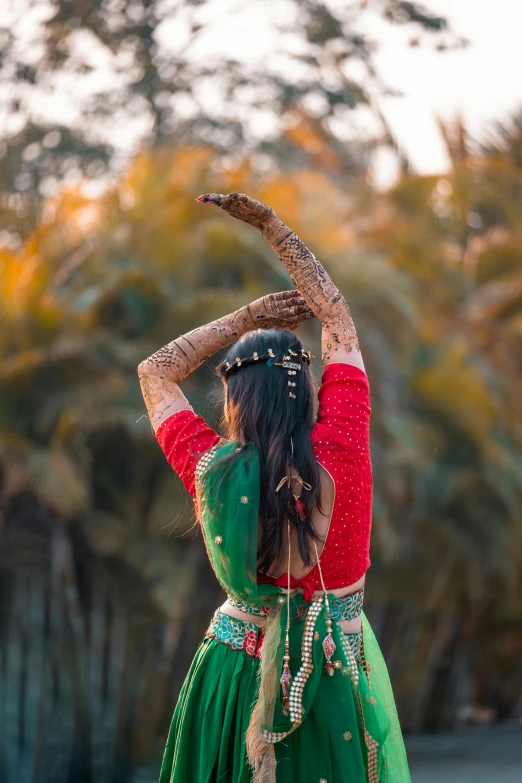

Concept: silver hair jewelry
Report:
left=222, top=347, right=314, bottom=399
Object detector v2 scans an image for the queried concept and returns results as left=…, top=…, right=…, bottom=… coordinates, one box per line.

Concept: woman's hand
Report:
left=196, top=192, right=272, bottom=223
left=197, top=190, right=365, bottom=370
left=247, top=290, right=314, bottom=330
left=197, top=192, right=286, bottom=239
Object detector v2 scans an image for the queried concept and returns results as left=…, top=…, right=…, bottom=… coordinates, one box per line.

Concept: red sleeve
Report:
left=313, top=362, right=371, bottom=452
left=155, top=409, right=220, bottom=496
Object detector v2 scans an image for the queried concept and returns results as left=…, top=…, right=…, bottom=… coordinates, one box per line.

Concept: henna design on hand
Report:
left=197, top=192, right=361, bottom=363
left=247, top=291, right=314, bottom=329
left=196, top=192, right=282, bottom=235
left=138, top=290, right=313, bottom=430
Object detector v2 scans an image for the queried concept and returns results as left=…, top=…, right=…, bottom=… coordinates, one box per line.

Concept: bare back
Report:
left=225, top=463, right=365, bottom=633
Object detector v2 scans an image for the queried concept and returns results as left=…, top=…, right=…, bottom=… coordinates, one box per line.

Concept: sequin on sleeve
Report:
left=315, top=362, right=371, bottom=453
left=155, top=409, right=220, bottom=496
left=307, top=362, right=373, bottom=588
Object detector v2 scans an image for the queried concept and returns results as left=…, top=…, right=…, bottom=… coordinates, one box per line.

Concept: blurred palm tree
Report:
left=358, top=118, right=522, bottom=728
left=1, top=131, right=522, bottom=780
left=0, top=0, right=460, bottom=202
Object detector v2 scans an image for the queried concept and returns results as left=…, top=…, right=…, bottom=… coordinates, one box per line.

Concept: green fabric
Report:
left=159, top=441, right=411, bottom=783
left=361, top=615, right=412, bottom=783
left=197, top=441, right=268, bottom=604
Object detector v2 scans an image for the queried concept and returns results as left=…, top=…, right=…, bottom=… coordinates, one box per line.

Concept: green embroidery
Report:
left=226, top=589, right=363, bottom=622
left=226, top=595, right=270, bottom=616
left=205, top=609, right=260, bottom=654
left=330, top=588, right=364, bottom=622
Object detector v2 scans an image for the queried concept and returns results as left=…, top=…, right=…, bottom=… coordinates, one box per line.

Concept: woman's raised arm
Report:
left=138, top=291, right=313, bottom=432
left=197, top=192, right=364, bottom=372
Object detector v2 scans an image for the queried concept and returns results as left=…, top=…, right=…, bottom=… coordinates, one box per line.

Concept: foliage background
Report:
left=1, top=1, right=521, bottom=781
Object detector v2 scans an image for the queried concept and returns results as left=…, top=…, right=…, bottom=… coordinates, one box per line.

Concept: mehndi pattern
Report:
left=197, top=192, right=361, bottom=363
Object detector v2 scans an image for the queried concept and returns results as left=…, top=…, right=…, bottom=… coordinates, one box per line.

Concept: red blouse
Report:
left=155, top=362, right=372, bottom=590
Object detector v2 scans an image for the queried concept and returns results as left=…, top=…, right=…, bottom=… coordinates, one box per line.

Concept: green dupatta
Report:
left=197, top=441, right=410, bottom=783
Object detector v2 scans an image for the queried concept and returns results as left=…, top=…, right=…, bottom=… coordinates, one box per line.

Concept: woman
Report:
left=138, top=193, right=410, bottom=783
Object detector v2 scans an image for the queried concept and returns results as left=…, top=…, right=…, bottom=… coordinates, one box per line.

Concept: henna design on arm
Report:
left=138, top=291, right=313, bottom=431
left=267, top=234, right=360, bottom=363
left=197, top=193, right=362, bottom=366
left=138, top=306, right=254, bottom=432
left=139, top=375, right=191, bottom=429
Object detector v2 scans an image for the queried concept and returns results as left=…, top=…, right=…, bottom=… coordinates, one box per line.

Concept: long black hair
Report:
left=217, top=328, right=323, bottom=574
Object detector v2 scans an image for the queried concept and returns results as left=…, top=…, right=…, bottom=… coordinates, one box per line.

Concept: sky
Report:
left=369, top=0, right=522, bottom=183
left=3, top=0, right=522, bottom=190
left=157, top=0, right=522, bottom=186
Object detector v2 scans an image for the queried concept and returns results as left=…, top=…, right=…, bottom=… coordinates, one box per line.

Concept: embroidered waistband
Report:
left=226, top=586, right=364, bottom=622
left=206, top=607, right=363, bottom=662
left=329, top=587, right=364, bottom=622
left=205, top=608, right=263, bottom=657
left=226, top=596, right=271, bottom=617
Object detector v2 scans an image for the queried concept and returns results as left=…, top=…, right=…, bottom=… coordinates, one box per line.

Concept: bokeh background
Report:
left=1, top=2, right=522, bottom=781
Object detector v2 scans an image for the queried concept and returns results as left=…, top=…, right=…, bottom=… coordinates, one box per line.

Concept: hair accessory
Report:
left=275, top=474, right=312, bottom=498
left=222, top=345, right=313, bottom=403
left=275, top=472, right=311, bottom=526
left=275, top=474, right=312, bottom=494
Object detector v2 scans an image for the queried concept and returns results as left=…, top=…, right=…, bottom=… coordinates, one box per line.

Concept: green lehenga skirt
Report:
left=161, top=441, right=411, bottom=782
left=159, top=602, right=410, bottom=783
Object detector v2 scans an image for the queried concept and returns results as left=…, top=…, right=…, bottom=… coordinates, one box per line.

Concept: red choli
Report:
left=155, top=362, right=372, bottom=590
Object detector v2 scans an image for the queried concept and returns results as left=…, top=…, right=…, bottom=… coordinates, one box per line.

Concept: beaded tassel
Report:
left=322, top=605, right=337, bottom=676
left=294, top=497, right=306, bottom=522
left=280, top=630, right=293, bottom=715
left=280, top=520, right=293, bottom=714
